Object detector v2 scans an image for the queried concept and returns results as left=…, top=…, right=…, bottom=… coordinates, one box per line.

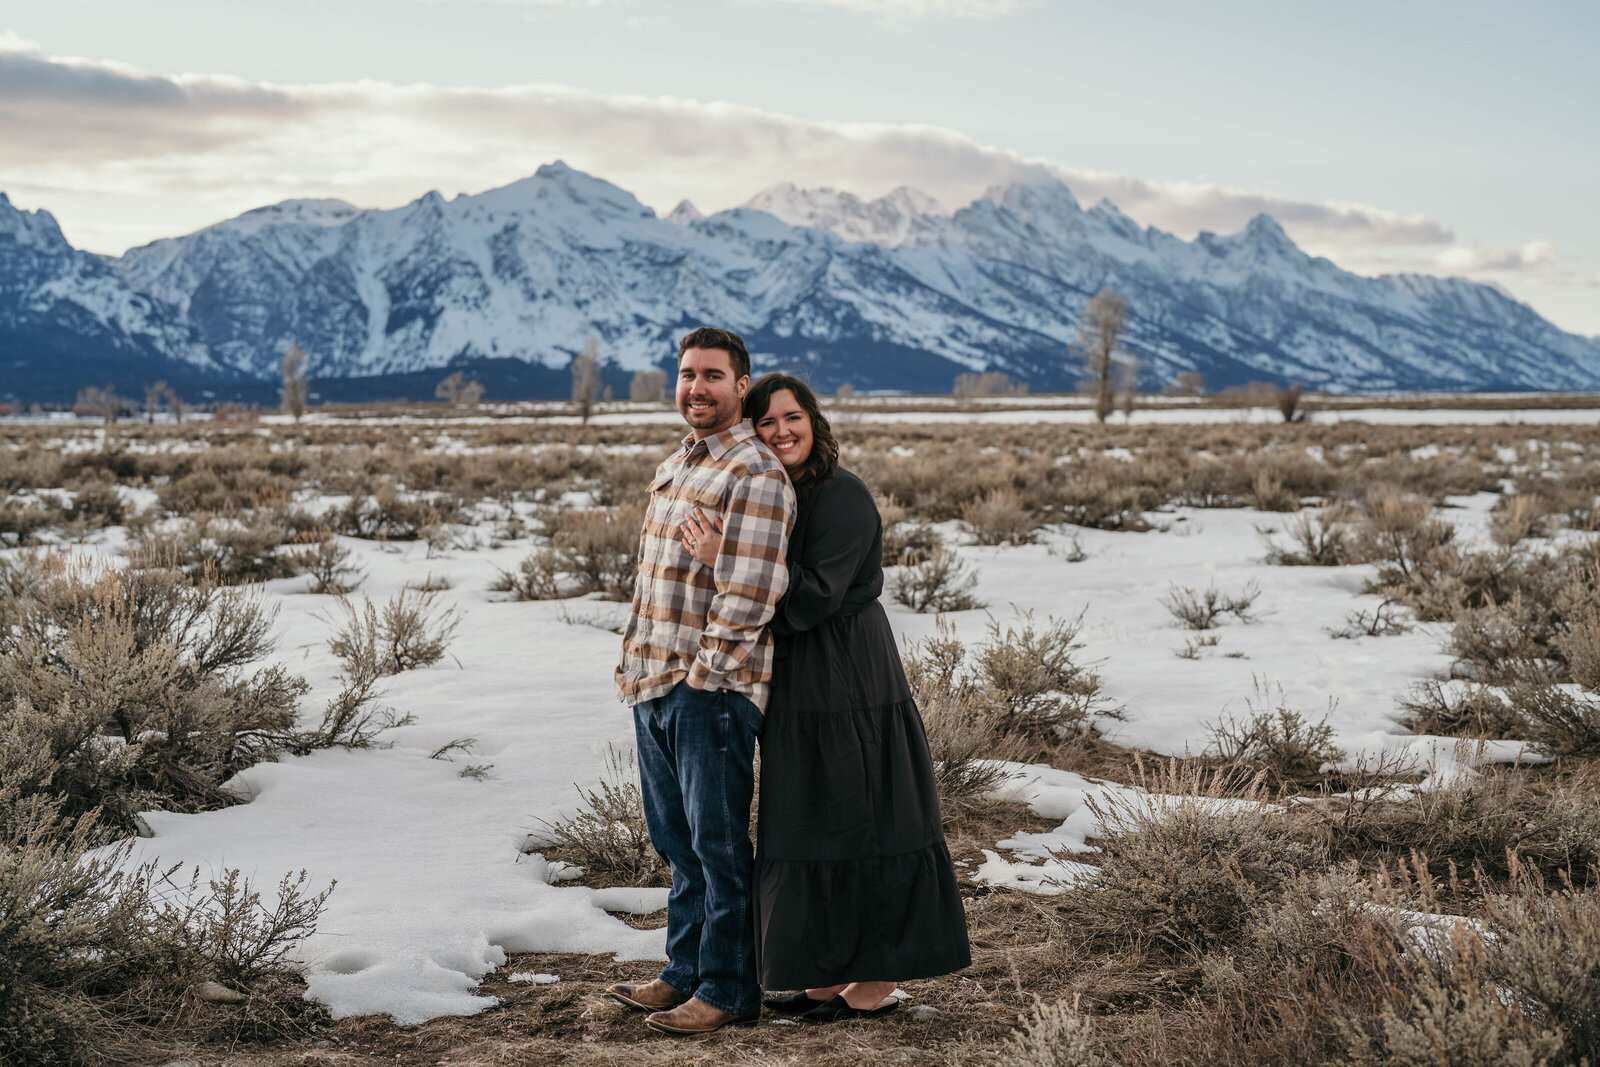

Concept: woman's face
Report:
left=753, top=388, right=813, bottom=471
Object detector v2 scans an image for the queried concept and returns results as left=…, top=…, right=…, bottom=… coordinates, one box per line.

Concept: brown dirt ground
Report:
left=121, top=798, right=1082, bottom=1067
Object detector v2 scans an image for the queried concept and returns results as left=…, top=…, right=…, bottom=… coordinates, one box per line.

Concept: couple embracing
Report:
left=608, top=326, right=971, bottom=1035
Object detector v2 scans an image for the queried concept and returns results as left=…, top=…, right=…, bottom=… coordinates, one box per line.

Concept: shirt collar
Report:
left=680, top=420, right=756, bottom=460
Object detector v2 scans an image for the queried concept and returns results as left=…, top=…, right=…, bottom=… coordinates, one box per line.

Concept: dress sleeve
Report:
left=773, top=478, right=879, bottom=636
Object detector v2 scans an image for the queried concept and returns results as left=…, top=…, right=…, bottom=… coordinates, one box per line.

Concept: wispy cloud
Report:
left=422, top=0, right=1027, bottom=14
left=0, top=36, right=1541, bottom=289
left=760, top=0, right=1029, bottom=18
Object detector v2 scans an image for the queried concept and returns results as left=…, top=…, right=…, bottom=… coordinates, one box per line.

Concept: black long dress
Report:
left=755, top=467, right=971, bottom=989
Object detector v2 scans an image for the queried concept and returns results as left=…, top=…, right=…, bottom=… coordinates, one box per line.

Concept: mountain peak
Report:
left=482, top=161, right=654, bottom=219
left=1244, top=212, right=1292, bottom=245
left=0, top=193, right=68, bottom=247
left=982, top=173, right=1082, bottom=231
left=742, top=182, right=945, bottom=246
left=665, top=199, right=704, bottom=225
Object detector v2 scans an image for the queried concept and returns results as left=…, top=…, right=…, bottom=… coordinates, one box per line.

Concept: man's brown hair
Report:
left=677, top=326, right=751, bottom=380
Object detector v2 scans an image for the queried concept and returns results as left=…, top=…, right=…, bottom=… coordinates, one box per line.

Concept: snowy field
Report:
left=7, top=408, right=1588, bottom=1030
left=50, top=491, right=1553, bottom=1024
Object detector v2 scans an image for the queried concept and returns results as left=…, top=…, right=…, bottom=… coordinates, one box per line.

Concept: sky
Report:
left=2, top=0, right=1596, bottom=334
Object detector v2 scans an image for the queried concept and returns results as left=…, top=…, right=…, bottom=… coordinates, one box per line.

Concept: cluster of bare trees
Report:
left=571, top=336, right=673, bottom=422
left=436, top=371, right=485, bottom=407
left=954, top=371, right=1028, bottom=398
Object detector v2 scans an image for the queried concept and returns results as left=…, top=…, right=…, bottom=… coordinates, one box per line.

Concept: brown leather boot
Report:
left=645, top=996, right=760, bottom=1035
left=604, top=978, right=691, bottom=1013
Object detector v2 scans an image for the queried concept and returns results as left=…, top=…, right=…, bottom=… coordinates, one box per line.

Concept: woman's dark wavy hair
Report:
left=743, top=373, right=839, bottom=486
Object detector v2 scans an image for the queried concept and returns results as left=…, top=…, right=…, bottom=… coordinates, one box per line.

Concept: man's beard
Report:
left=679, top=395, right=737, bottom=429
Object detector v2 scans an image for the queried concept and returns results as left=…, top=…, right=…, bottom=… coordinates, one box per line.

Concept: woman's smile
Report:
left=753, top=388, right=814, bottom=470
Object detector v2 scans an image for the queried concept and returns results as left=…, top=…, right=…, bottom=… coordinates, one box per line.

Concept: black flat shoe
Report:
left=798, top=994, right=900, bottom=1023
left=763, top=991, right=830, bottom=1014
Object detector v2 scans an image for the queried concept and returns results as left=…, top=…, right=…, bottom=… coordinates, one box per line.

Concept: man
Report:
left=607, top=326, right=796, bottom=1035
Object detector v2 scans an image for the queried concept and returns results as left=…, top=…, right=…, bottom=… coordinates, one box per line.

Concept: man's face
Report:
left=676, top=347, right=748, bottom=438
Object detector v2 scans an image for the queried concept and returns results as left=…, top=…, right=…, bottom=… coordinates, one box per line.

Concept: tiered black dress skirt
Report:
left=754, top=599, right=971, bottom=989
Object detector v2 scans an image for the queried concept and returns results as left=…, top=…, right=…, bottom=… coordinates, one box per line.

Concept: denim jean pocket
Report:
left=726, top=692, right=764, bottom=738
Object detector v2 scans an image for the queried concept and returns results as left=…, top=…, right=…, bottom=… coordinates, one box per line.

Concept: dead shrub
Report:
left=1060, top=761, right=1320, bottom=965
left=1329, top=600, right=1411, bottom=639
left=1248, top=469, right=1301, bottom=512
left=1262, top=503, right=1356, bottom=566
left=333, top=486, right=450, bottom=541
left=530, top=745, right=664, bottom=887
left=1335, top=937, right=1565, bottom=1067
left=1352, top=486, right=1455, bottom=582
left=0, top=815, right=332, bottom=1066
left=136, top=513, right=300, bottom=586
left=883, top=518, right=942, bottom=566
left=973, top=608, right=1115, bottom=737
left=156, top=464, right=296, bottom=515
left=63, top=480, right=126, bottom=528
left=1206, top=680, right=1345, bottom=787
left=901, top=620, right=1024, bottom=818
left=1490, top=493, right=1557, bottom=546
left=960, top=486, right=1041, bottom=546
left=491, top=548, right=563, bottom=601
left=1333, top=863, right=1583, bottom=1067
left=1161, top=580, right=1261, bottom=630
left=0, top=556, right=304, bottom=833
left=1056, top=470, right=1150, bottom=531
left=1397, top=680, right=1522, bottom=739
left=1481, top=870, right=1600, bottom=1060
left=285, top=530, right=366, bottom=594
left=890, top=543, right=983, bottom=613
left=1002, top=998, right=1104, bottom=1067
left=326, top=588, right=462, bottom=676
left=1505, top=676, right=1600, bottom=758
left=0, top=496, right=60, bottom=545
left=1333, top=771, right=1600, bottom=882
left=538, top=506, right=643, bottom=601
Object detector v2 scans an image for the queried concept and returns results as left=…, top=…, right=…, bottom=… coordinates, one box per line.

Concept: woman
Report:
left=681, top=374, right=970, bottom=1023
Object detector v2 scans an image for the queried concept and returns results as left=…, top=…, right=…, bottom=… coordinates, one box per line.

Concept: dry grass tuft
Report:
left=890, top=543, right=984, bottom=613
left=326, top=587, right=461, bottom=676
left=530, top=745, right=665, bottom=888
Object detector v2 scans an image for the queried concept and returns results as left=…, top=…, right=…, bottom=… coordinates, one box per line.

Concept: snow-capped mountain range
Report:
left=5, top=163, right=1599, bottom=400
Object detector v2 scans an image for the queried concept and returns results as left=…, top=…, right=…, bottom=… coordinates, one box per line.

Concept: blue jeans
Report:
left=633, top=680, right=763, bottom=1015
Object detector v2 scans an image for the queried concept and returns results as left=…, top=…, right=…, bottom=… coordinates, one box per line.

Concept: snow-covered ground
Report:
left=46, top=463, right=1562, bottom=1025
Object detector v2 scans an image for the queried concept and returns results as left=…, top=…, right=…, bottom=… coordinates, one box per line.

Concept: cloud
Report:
left=761, top=0, right=1029, bottom=17
left=0, top=39, right=1530, bottom=285
left=0, top=28, right=40, bottom=52
left=423, top=0, right=1026, bottom=14
left=1435, top=240, right=1558, bottom=274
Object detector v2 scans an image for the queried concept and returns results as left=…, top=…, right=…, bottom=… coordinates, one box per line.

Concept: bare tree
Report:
left=1073, top=289, right=1127, bottom=423
left=629, top=370, right=667, bottom=403
left=572, top=337, right=601, bottom=424
left=836, top=382, right=856, bottom=398
left=76, top=385, right=122, bottom=425
left=1118, top=347, right=1139, bottom=419
left=435, top=371, right=484, bottom=407
left=145, top=382, right=165, bottom=425
left=1278, top=383, right=1307, bottom=423
left=143, top=381, right=184, bottom=424
left=280, top=342, right=309, bottom=422
left=1165, top=370, right=1204, bottom=396
left=953, top=371, right=1027, bottom=398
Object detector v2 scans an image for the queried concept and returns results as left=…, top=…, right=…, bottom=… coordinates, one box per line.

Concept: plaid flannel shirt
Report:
left=614, top=421, right=796, bottom=711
